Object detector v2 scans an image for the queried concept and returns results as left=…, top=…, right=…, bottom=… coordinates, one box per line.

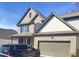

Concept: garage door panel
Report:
left=39, top=41, right=70, bottom=57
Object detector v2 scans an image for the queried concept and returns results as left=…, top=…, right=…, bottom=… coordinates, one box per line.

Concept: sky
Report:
left=0, top=2, right=78, bottom=31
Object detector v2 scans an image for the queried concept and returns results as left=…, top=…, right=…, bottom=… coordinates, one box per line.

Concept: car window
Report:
left=14, top=45, right=27, bottom=50
left=1, top=45, right=28, bottom=50
left=0, top=47, right=9, bottom=53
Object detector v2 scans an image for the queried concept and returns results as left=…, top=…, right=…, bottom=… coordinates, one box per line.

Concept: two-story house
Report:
left=11, top=8, right=46, bottom=46
left=11, top=8, right=79, bottom=57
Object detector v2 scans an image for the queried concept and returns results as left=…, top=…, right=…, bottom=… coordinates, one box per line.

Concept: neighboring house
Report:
left=60, top=12, right=79, bottom=30
left=11, top=8, right=79, bottom=57
left=0, top=28, right=17, bottom=45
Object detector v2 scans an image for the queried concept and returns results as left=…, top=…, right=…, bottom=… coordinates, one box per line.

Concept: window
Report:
left=29, top=12, right=32, bottom=18
left=34, top=23, right=41, bottom=32
left=21, top=25, right=29, bottom=33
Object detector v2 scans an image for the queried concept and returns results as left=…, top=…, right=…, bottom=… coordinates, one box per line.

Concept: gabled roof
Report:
left=35, top=12, right=78, bottom=33
left=17, top=14, right=38, bottom=26
left=17, top=7, right=46, bottom=26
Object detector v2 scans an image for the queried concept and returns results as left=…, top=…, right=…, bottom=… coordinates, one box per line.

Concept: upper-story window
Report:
left=21, top=25, right=29, bottom=33
left=29, top=12, right=32, bottom=18
left=34, top=23, right=42, bottom=32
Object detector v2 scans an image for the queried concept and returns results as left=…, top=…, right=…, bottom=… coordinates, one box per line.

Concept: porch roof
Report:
left=11, top=31, right=79, bottom=38
left=11, top=33, right=33, bottom=38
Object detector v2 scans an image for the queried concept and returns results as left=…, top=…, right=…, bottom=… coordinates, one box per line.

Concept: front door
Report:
left=18, top=37, right=26, bottom=44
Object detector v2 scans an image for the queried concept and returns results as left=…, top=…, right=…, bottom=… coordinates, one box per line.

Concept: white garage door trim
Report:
left=38, top=41, right=70, bottom=57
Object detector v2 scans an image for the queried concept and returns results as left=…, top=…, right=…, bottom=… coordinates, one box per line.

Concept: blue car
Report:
left=0, top=44, right=40, bottom=57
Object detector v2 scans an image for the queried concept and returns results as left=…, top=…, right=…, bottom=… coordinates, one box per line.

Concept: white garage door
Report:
left=39, top=41, right=70, bottom=57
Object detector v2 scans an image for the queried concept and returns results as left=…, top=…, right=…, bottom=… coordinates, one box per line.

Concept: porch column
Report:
left=27, top=37, right=31, bottom=45
left=11, top=37, right=13, bottom=44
